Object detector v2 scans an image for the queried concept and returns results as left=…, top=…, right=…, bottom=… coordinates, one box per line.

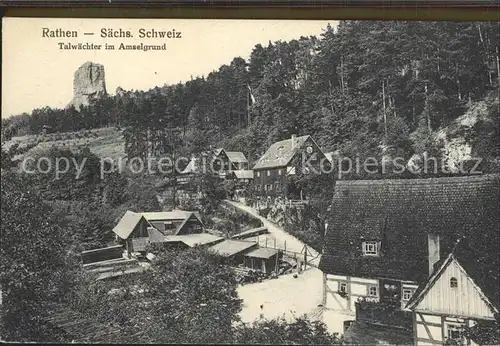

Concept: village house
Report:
left=318, top=174, right=499, bottom=343
left=407, top=238, right=499, bottom=346
left=177, top=148, right=247, bottom=183
left=225, top=151, right=249, bottom=170
left=252, top=134, right=330, bottom=208
left=141, top=210, right=204, bottom=235
left=112, top=210, right=204, bottom=254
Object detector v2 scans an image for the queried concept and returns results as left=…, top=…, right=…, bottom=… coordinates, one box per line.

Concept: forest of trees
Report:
left=2, top=20, right=500, bottom=343
left=2, top=21, right=499, bottom=171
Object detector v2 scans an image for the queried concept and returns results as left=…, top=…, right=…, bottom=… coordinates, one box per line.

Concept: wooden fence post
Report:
left=304, top=245, right=308, bottom=271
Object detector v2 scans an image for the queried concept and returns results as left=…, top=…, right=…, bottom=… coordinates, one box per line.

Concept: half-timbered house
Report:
left=407, top=239, right=499, bottom=346
left=318, top=174, right=499, bottom=336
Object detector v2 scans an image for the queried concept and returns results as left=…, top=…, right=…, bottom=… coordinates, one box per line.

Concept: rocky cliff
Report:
left=68, top=61, right=107, bottom=111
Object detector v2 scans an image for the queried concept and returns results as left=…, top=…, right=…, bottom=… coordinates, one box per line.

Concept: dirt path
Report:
left=224, top=200, right=321, bottom=267
left=237, top=265, right=324, bottom=324
left=224, top=200, right=328, bottom=324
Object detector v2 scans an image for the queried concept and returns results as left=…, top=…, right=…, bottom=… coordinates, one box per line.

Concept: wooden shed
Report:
left=244, top=247, right=280, bottom=275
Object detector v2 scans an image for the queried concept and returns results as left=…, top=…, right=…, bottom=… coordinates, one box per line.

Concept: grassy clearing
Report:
left=3, top=127, right=125, bottom=160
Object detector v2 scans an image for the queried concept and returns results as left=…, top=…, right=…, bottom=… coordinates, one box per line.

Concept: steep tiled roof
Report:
left=319, top=174, right=500, bottom=286
left=253, top=135, right=310, bottom=170
left=226, top=151, right=248, bottom=164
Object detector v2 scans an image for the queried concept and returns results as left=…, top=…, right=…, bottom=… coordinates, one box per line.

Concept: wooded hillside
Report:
left=3, top=21, right=499, bottom=171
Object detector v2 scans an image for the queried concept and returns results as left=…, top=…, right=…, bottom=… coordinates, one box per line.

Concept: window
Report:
left=362, top=241, right=379, bottom=256
left=275, top=182, right=280, bottom=191
left=267, top=170, right=271, bottom=176
left=278, top=169, right=283, bottom=176
left=268, top=184, right=273, bottom=191
left=402, top=289, right=413, bottom=301
left=339, top=282, right=347, bottom=293
left=446, top=323, right=464, bottom=341
left=164, top=221, right=175, bottom=230
left=450, top=277, right=458, bottom=288
left=368, top=285, right=378, bottom=297
left=256, top=171, right=261, bottom=177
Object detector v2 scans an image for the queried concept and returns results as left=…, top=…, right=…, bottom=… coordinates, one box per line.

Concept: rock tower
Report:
left=68, top=61, right=107, bottom=111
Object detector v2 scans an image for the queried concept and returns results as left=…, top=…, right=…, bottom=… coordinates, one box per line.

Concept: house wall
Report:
left=149, top=219, right=184, bottom=234
left=324, top=274, right=420, bottom=314
left=414, top=312, right=444, bottom=345
left=253, top=167, right=287, bottom=198
left=130, top=218, right=150, bottom=238
left=416, top=260, right=495, bottom=320
left=324, top=274, right=379, bottom=312
left=414, top=312, right=480, bottom=346
left=253, top=137, right=330, bottom=199
left=244, top=255, right=278, bottom=274
left=148, top=216, right=203, bottom=235
left=177, top=216, right=204, bottom=235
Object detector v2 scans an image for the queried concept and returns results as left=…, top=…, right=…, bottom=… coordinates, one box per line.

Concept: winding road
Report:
left=224, top=200, right=326, bottom=325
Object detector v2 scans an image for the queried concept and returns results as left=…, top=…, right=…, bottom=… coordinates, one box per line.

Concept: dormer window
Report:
left=164, top=221, right=175, bottom=231
left=362, top=241, right=379, bottom=256
left=450, top=277, right=458, bottom=288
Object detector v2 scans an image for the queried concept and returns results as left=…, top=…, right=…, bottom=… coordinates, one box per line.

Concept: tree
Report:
left=67, top=247, right=242, bottom=344
left=0, top=172, right=79, bottom=342
left=235, top=315, right=342, bottom=344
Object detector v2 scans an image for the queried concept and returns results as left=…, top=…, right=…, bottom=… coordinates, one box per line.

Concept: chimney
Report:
left=427, top=233, right=440, bottom=276
left=291, top=134, right=297, bottom=149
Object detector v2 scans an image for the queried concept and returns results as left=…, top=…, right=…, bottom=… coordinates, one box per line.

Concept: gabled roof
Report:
left=141, top=210, right=202, bottom=223
left=112, top=211, right=150, bottom=240
left=324, top=151, right=340, bottom=164
left=406, top=250, right=499, bottom=315
left=253, top=135, right=311, bottom=170
left=319, top=174, right=500, bottom=284
left=209, top=239, right=258, bottom=258
left=180, top=157, right=197, bottom=174
left=226, top=151, right=248, bottom=164
left=180, top=148, right=226, bottom=174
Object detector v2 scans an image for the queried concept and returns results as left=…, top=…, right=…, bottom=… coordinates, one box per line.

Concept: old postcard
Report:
left=1, top=16, right=499, bottom=344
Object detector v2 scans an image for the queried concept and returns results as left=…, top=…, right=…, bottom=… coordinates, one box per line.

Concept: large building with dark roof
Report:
left=318, top=174, right=499, bottom=344
left=252, top=134, right=330, bottom=205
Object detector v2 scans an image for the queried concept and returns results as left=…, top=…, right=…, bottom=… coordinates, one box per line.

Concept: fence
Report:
left=81, top=245, right=123, bottom=264
left=257, top=235, right=319, bottom=270
left=355, top=301, right=413, bottom=331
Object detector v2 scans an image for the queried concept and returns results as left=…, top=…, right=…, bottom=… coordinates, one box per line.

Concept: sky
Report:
left=2, top=18, right=336, bottom=118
